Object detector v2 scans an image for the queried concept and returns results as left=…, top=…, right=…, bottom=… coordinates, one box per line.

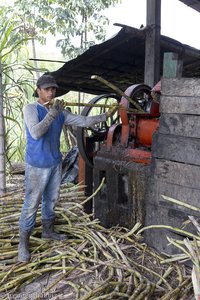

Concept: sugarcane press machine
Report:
left=77, top=83, right=160, bottom=228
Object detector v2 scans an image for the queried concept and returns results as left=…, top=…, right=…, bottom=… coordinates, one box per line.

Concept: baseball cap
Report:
left=36, top=74, right=58, bottom=89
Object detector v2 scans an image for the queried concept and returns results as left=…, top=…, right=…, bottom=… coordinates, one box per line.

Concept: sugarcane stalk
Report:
left=58, top=211, right=72, bottom=227
left=161, top=255, right=188, bottom=265
left=62, top=101, right=118, bottom=109
left=91, top=291, right=130, bottom=299
left=162, top=195, right=200, bottom=213
left=133, top=276, right=140, bottom=289
left=0, top=183, right=194, bottom=299
left=34, top=265, right=80, bottom=300
left=45, top=99, right=142, bottom=114
left=192, top=265, right=200, bottom=300
left=81, top=177, right=105, bottom=205
left=175, top=264, right=184, bottom=284
left=79, top=268, right=114, bottom=300
left=91, top=74, right=144, bottom=111
left=111, top=236, right=130, bottom=266
left=129, top=280, right=147, bottom=299
left=159, top=278, right=191, bottom=300
left=138, top=224, right=200, bottom=241
left=189, top=216, right=200, bottom=234
left=135, top=281, right=153, bottom=300
left=156, top=266, right=174, bottom=287
left=130, top=259, right=173, bottom=290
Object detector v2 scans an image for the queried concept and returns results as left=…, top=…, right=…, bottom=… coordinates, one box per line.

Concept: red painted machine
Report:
left=103, top=84, right=159, bottom=164
left=77, top=83, right=160, bottom=227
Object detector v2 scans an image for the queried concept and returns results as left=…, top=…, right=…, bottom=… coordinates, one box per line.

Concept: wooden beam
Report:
left=144, top=0, right=161, bottom=87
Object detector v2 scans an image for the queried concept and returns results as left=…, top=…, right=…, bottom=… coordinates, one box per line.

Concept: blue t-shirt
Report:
left=25, top=104, right=64, bottom=168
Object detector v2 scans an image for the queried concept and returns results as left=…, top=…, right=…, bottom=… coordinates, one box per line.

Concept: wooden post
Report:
left=144, top=0, right=161, bottom=88
left=0, top=61, right=6, bottom=196
left=163, top=52, right=183, bottom=78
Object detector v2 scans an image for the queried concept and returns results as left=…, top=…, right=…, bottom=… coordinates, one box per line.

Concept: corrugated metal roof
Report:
left=49, top=0, right=200, bottom=96
left=51, top=25, right=200, bottom=96
left=52, top=25, right=200, bottom=96
left=179, top=0, right=200, bottom=12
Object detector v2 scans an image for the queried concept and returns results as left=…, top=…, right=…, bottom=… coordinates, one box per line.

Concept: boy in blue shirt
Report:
left=18, top=74, right=116, bottom=262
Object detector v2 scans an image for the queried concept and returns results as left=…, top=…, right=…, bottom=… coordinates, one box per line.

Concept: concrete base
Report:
left=93, top=152, right=150, bottom=229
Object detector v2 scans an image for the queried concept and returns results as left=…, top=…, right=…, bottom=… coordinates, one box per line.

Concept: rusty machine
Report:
left=76, top=78, right=160, bottom=228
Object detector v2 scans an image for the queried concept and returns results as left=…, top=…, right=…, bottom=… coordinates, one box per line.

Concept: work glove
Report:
left=106, top=104, right=118, bottom=118
left=48, top=99, right=65, bottom=118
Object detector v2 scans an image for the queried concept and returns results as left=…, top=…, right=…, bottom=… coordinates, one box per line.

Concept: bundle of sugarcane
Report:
left=0, top=181, right=194, bottom=300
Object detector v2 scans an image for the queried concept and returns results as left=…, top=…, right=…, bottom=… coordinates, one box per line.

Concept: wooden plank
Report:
left=146, top=178, right=200, bottom=210
left=152, top=158, right=200, bottom=189
left=145, top=203, right=196, bottom=230
left=152, top=133, right=200, bottom=166
left=161, top=77, right=200, bottom=96
left=144, top=0, right=161, bottom=87
left=160, top=95, right=200, bottom=114
left=159, top=114, right=200, bottom=137
left=144, top=203, right=196, bottom=255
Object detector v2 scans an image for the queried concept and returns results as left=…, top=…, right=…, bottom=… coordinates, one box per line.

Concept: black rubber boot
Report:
left=18, top=230, right=31, bottom=263
left=42, top=219, right=67, bottom=240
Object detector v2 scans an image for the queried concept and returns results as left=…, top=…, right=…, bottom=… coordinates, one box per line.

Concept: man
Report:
left=18, top=74, right=117, bottom=263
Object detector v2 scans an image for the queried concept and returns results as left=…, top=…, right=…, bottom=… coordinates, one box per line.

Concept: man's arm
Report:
left=63, top=110, right=107, bottom=127
left=62, top=103, right=118, bottom=127
left=23, top=103, right=57, bottom=140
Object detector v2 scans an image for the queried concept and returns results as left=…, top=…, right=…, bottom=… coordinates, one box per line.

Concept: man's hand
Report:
left=48, top=99, right=65, bottom=118
left=106, top=104, right=118, bottom=118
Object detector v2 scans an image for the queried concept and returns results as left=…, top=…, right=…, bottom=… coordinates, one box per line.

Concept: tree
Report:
left=13, top=0, right=121, bottom=59
left=0, top=7, right=36, bottom=195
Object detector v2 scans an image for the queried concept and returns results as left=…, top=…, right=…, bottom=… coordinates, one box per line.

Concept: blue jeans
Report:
left=19, top=162, right=62, bottom=231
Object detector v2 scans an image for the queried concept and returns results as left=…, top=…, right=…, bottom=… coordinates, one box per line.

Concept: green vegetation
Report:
left=13, top=0, right=121, bottom=58
left=0, top=0, right=120, bottom=174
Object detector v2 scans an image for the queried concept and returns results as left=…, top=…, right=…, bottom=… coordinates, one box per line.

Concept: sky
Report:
left=4, top=0, right=199, bottom=60
left=104, top=0, right=200, bottom=49
left=42, top=0, right=200, bottom=60
left=3, top=0, right=200, bottom=50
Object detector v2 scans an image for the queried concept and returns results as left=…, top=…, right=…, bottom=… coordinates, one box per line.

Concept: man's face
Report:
left=37, top=86, right=57, bottom=104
